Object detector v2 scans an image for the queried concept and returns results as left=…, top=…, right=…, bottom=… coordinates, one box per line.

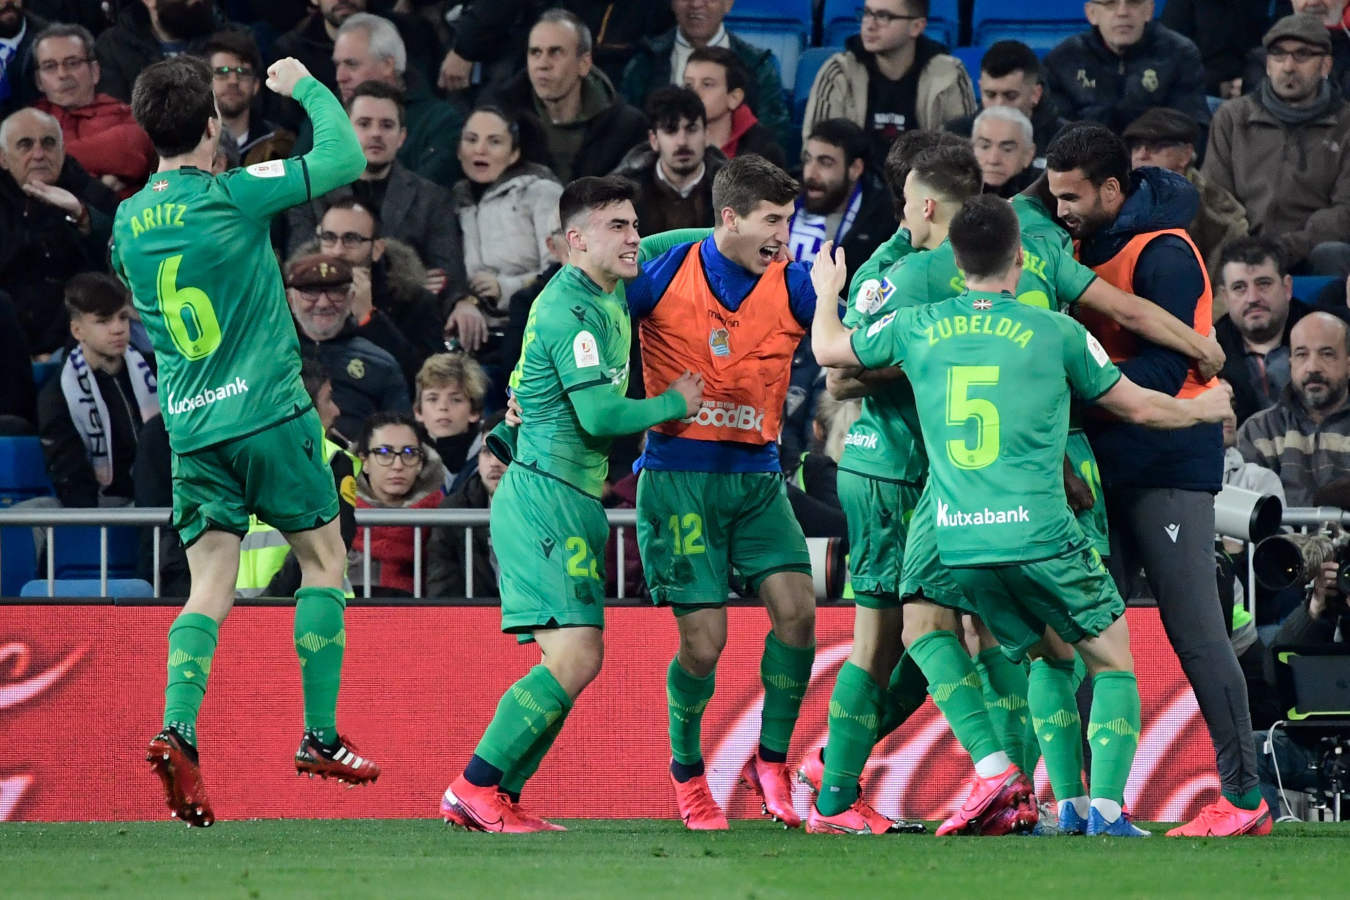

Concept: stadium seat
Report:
left=1, top=525, right=37, bottom=596
left=972, top=0, right=1087, bottom=54
left=727, top=0, right=814, bottom=88
left=733, top=27, right=800, bottom=90
left=793, top=46, right=844, bottom=126
left=1292, top=275, right=1337, bottom=304
left=822, top=0, right=961, bottom=49
left=951, top=45, right=985, bottom=100
left=0, top=436, right=53, bottom=507
left=19, top=577, right=154, bottom=598
left=49, top=526, right=140, bottom=580
left=31, top=358, right=61, bottom=390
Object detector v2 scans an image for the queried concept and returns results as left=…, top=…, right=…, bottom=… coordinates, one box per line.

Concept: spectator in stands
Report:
left=1043, top=0, right=1210, bottom=133
left=349, top=409, right=445, bottom=597
left=1124, top=107, right=1247, bottom=273
left=453, top=104, right=563, bottom=351
left=970, top=106, right=1038, bottom=198
left=0, top=106, right=114, bottom=354
left=683, top=46, right=785, bottom=168
left=32, top=23, right=154, bottom=197
left=619, top=0, right=791, bottom=152
left=326, top=14, right=463, bottom=188
left=426, top=410, right=505, bottom=599
left=787, top=117, right=895, bottom=275
left=93, top=0, right=232, bottom=101
left=490, top=8, right=647, bottom=183
left=205, top=30, right=294, bottom=167
left=286, top=252, right=410, bottom=441
left=0, top=0, right=48, bottom=117
left=1215, top=237, right=1314, bottom=425
left=37, top=272, right=157, bottom=508
left=287, top=81, right=470, bottom=313
left=1206, top=14, right=1350, bottom=277
left=801, top=0, right=974, bottom=170
left=1161, top=0, right=1274, bottom=98
left=1237, top=311, right=1350, bottom=506
left=413, top=352, right=488, bottom=485
left=1245, top=0, right=1350, bottom=100
left=943, top=40, right=1068, bottom=162
left=611, top=85, right=725, bottom=235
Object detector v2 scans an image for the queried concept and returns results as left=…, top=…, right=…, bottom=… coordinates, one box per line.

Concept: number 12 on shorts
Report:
left=668, top=513, right=705, bottom=556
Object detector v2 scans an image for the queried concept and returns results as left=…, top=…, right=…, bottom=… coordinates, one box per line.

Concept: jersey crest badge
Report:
left=151, top=179, right=168, bottom=192
left=972, top=298, right=992, bottom=310
left=865, top=311, right=896, bottom=338
left=854, top=278, right=883, bottom=315
left=1141, top=69, right=1159, bottom=93
left=709, top=328, right=731, bottom=357
left=573, top=331, right=600, bottom=368
left=245, top=159, right=286, bottom=178
left=347, top=358, right=366, bottom=380
left=1086, top=333, right=1110, bottom=367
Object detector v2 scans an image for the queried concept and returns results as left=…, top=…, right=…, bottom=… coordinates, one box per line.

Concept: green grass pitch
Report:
left=3, top=819, right=1347, bottom=898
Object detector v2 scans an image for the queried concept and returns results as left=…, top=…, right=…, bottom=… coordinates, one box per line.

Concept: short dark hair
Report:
left=559, top=175, right=639, bottom=230
left=1217, top=236, right=1288, bottom=281
left=355, top=410, right=421, bottom=456
left=712, top=153, right=799, bottom=218
left=979, top=40, right=1041, bottom=82
left=300, top=357, right=331, bottom=400
left=346, top=80, right=405, bottom=127
left=533, top=7, right=592, bottom=56
left=646, top=85, right=707, bottom=132
left=950, top=194, right=1021, bottom=280
left=1045, top=123, right=1130, bottom=190
left=33, top=23, right=96, bottom=59
left=687, top=46, right=748, bottom=97
left=202, top=29, right=262, bottom=76
left=905, top=0, right=930, bottom=15
left=131, top=55, right=216, bottom=158
left=882, top=130, right=968, bottom=216
left=322, top=196, right=383, bottom=237
left=908, top=144, right=982, bottom=205
left=64, top=272, right=130, bottom=319
left=807, top=118, right=869, bottom=169
left=464, top=103, right=550, bottom=167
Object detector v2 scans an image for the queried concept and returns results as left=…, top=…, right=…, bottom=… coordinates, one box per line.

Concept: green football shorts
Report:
left=897, top=485, right=976, bottom=615
left=1066, top=428, right=1110, bottom=558
left=491, top=464, right=607, bottom=641
left=636, top=469, right=811, bottom=609
left=838, top=468, right=922, bottom=609
left=949, top=542, right=1125, bottom=662
left=172, top=407, right=337, bottom=547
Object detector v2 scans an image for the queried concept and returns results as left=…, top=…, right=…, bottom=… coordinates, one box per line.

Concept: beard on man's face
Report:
left=0, top=2, right=24, bottom=40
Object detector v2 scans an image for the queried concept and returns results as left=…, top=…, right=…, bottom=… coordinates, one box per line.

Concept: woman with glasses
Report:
left=349, top=410, right=446, bottom=596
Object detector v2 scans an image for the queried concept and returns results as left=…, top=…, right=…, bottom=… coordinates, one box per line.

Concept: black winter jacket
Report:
left=0, top=11, right=49, bottom=119
left=296, top=317, right=411, bottom=440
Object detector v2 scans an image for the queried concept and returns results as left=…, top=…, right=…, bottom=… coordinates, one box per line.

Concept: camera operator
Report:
left=1252, top=559, right=1350, bottom=817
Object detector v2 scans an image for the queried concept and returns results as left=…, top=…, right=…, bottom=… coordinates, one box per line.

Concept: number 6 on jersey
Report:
left=157, top=254, right=222, bottom=360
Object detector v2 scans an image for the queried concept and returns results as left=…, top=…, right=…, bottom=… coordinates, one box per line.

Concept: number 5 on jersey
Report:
left=157, top=254, right=221, bottom=360
left=947, top=365, right=1000, bottom=470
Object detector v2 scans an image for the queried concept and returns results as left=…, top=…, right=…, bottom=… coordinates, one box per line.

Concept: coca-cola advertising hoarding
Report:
left=0, top=605, right=1216, bottom=822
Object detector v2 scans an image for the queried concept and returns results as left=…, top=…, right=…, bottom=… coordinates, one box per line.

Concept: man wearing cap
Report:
left=287, top=252, right=410, bottom=441
left=1205, top=13, right=1350, bottom=276
left=1125, top=106, right=1247, bottom=281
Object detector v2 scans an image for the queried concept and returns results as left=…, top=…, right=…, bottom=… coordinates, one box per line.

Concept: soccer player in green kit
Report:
left=114, top=56, right=377, bottom=827
left=439, top=177, right=704, bottom=833
left=810, top=193, right=1234, bottom=837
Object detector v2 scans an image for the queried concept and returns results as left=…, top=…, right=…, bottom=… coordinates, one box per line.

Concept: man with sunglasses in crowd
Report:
left=205, top=30, right=295, bottom=168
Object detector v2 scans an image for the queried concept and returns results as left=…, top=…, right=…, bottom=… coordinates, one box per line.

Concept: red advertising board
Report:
left=0, top=605, right=1219, bottom=822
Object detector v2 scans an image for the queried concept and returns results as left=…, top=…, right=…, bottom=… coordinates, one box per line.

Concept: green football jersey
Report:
left=111, top=77, right=364, bottom=454
left=508, top=264, right=634, bottom=498
left=838, top=228, right=927, bottom=483
left=851, top=290, right=1122, bottom=565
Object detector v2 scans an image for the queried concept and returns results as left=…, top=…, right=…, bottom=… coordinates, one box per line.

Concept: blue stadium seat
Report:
left=951, top=45, right=985, bottom=100
left=19, top=577, right=154, bottom=598
left=1, top=526, right=36, bottom=596
left=823, top=0, right=961, bottom=49
left=972, top=0, right=1087, bottom=54
left=1292, top=275, right=1337, bottom=304
left=0, top=436, right=53, bottom=507
left=793, top=46, right=844, bottom=127
left=50, top=526, right=140, bottom=580
left=733, top=26, right=800, bottom=89
left=727, top=0, right=813, bottom=87
left=31, top=358, right=61, bottom=391
left=725, top=0, right=814, bottom=32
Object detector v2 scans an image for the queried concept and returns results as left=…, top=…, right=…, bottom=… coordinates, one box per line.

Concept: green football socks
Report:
left=759, top=632, right=814, bottom=757
left=877, top=651, right=929, bottom=741
left=163, top=611, right=219, bottom=747
left=975, top=647, right=1036, bottom=776
left=667, top=657, right=716, bottom=766
left=293, top=586, right=347, bottom=745
left=500, top=696, right=573, bottom=797
left=818, top=661, right=882, bottom=815
left=473, top=664, right=572, bottom=775
left=908, top=629, right=1004, bottom=768
left=1086, top=670, right=1141, bottom=805
left=1029, top=657, right=1086, bottom=805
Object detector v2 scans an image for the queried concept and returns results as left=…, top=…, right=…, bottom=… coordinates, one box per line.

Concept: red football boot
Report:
left=295, top=732, right=380, bottom=785
left=740, top=755, right=803, bottom=828
left=146, top=728, right=214, bottom=828
left=671, top=765, right=729, bottom=831
left=936, top=764, right=1037, bottom=836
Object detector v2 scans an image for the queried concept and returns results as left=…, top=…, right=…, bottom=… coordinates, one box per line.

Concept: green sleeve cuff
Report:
left=485, top=419, right=518, bottom=464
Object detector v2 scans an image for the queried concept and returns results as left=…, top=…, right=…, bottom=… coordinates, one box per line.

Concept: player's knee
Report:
left=773, top=604, right=814, bottom=648
left=680, top=631, right=725, bottom=675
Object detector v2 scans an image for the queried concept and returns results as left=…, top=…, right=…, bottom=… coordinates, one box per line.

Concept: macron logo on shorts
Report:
left=936, top=498, right=1030, bottom=528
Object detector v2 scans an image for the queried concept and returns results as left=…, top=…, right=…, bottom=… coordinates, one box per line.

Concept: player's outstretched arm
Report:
left=267, top=58, right=365, bottom=197
left=1093, top=376, right=1233, bottom=430
left=1077, top=279, right=1225, bottom=380
left=810, top=242, right=863, bottom=368
left=570, top=371, right=704, bottom=438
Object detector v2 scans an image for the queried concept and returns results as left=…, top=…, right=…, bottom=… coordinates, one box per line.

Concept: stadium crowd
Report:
left=2, top=0, right=1350, bottom=828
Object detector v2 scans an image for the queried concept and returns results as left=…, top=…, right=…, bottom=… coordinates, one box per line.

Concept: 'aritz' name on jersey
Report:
left=127, top=202, right=188, bottom=238
left=936, top=498, right=1031, bottom=527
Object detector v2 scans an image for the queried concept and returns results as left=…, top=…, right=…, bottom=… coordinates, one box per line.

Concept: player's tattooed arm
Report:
left=825, top=365, right=906, bottom=400
left=810, top=242, right=864, bottom=368
left=1077, top=279, right=1225, bottom=379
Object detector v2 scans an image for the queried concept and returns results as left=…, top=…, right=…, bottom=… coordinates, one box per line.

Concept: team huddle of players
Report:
left=123, top=56, right=1265, bottom=838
